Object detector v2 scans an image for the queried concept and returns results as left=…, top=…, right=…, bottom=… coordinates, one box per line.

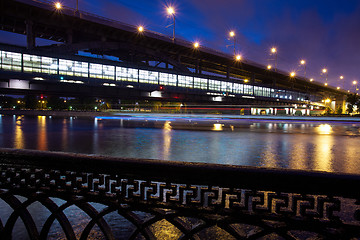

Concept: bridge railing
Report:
left=0, top=148, right=360, bottom=239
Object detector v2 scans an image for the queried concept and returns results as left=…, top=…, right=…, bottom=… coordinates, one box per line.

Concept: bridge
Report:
left=0, top=0, right=349, bottom=114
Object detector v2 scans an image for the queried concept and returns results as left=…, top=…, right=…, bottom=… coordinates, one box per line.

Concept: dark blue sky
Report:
left=2, top=0, right=360, bottom=90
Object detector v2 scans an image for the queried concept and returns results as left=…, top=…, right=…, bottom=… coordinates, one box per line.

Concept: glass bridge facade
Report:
left=0, top=49, right=312, bottom=102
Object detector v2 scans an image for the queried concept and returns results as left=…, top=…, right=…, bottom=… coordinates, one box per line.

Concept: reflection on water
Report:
left=314, top=135, right=333, bottom=172
left=316, top=124, right=333, bottom=135
left=1, top=115, right=360, bottom=174
left=37, top=116, right=47, bottom=151
left=14, top=116, right=24, bottom=149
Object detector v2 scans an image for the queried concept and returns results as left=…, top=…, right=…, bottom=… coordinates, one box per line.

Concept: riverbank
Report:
left=1, top=109, right=360, bottom=122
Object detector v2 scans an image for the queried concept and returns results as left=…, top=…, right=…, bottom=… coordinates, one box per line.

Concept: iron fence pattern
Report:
left=0, top=148, right=360, bottom=239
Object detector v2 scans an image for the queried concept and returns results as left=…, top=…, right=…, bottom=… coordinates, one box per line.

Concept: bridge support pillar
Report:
left=335, top=94, right=346, bottom=113
left=26, top=20, right=35, bottom=49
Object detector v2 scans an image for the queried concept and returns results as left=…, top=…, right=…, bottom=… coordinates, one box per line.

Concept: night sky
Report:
left=1, top=0, right=360, bottom=90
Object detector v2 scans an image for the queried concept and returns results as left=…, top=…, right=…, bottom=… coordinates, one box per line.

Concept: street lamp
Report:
left=193, top=42, right=199, bottom=48
left=267, top=65, right=272, bottom=70
left=167, top=6, right=175, bottom=41
left=310, top=78, right=314, bottom=82
left=300, top=59, right=306, bottom=77
left=353, top=80, right=358, bottom=92
left=340, top=75, right=344, bottom=88
left=55, top=2, right=62, bottom=9
left=138, top=26, right=144, bottom=33
left=235, top=54, right=241, bottom=61
left=270, top=47, right=277, bottom=71
left=229, top=31, right=236, bottom=55
left=322, top=68, right=328, bottom=85
left=290, top=72, right=296, bottom=77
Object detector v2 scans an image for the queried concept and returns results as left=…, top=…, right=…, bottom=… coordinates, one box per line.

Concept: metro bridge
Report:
left=0, top=0, right=348, bottom=114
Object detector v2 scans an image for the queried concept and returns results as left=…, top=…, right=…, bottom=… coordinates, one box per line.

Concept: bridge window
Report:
left=89, top=63, right=103, bottom=78
left=178, top=75, right=193, bottom=88
left=194, top=77, right=207, bottom=89
left=24, top=54, right=58, bottom=75
left=254, top=86, right=263, bottom=96
left=23, top=54, right=41, bottom=73
left=59, top=59, right=75, bottom=76
left=208, top=80, right=221, bottom=91
left=103, top=65, right=115, bottom=80
left=41, top=56, right=58, bottom=74
left=244, top=85, right=253, bottom=95
left=74, top=61, right=88, bottom=77
left=159, top=73, right=177, bottom=86
left=221, top=82, right=233, bottom=93
left=233, top=83, right=243, bottom=94
left=116, top=67, right=138, bottom=82
left=139, top=70, right=158, bottom=84
left=1, top=51, right=21, bottom=72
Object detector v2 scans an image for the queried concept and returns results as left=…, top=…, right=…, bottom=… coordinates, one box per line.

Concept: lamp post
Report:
left=229, top=31, right=236, bottom=55
left=270, top=47, right=277, bottom=71
left=353, top=80, right=358, bottom=92
left=340, top=75, right=344, bottom=89
left=300, top=59, right=306, bottom=77
left=322, top=68, right=328, bottom=85
left=167, top=7, right=175, bottom=41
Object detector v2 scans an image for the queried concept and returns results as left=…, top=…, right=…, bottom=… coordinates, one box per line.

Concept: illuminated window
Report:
left=1, top=51, right=21, bottom=71
left=89, top=63, right=103, bottom=78
left=221, top=81, right=233, bottom=92
left=23, top=54, right=41, bottom=73
left=72, top=61, right=87, bottom=77
left=194, top=77, right=207, bottom=89
left=41, top=56, right=58, bottom=74
left=159, top=72, right=177, bottom=86
left=208, top=80, right=221, bottom=91
left=103, top=65, right=115, bottom=80
left=178, top=75, right=193, bottom=88
left=139, top=70, right=158, bottom=84
left=244, top=85, right=253, bottom=95
left=233, top=83, right=243, bottom=94
left=59, top=59, right=75, bottom=76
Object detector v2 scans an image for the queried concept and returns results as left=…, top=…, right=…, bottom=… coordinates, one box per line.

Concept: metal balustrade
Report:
left=0, top=148, right=359, bottom=239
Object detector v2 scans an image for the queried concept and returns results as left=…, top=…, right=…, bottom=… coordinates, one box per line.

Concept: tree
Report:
left=346, top=94, right=360, bottom=114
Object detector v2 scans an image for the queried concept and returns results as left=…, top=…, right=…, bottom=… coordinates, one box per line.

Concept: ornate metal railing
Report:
left=0, top=148, right=360, bottom=239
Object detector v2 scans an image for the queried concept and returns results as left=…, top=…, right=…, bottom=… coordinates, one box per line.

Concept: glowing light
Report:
left=235, top=54, right=241, bottom=61
left=324, top=83, right=328, bottom=86
left=55, top=2, right=62, bottom=9
left=167, top=6, right=175, bottom=15
left=300, top=60, right=306, bottom=65
left=310, top=78, right=314, bottom=82
left=271, top=47, right=277, bottom=53
left=290, top=72, right=296, bottom=77
left=244, top=79, right=249, bottom=83
left=267, top=65, right=272, bottom=70
left=163, top=121, right=172, bottom=131
left=353, top=80, right=357, bottom=85
left=322, top=68, right=327, bottom=73
left=316, top=124, right=332, bottom=135
left=138, top=26, right=144, bottom=32
left=229, top=31, right=235, bottom=37
left=337, top=87, right=340, bottom=90
left=193, top=42, right=199, bottom=48
left=324, top=98, right=331, bottom=103
left=340, top=75, right=344, bottom=79
left=212, top=123, right=223, bottom=131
